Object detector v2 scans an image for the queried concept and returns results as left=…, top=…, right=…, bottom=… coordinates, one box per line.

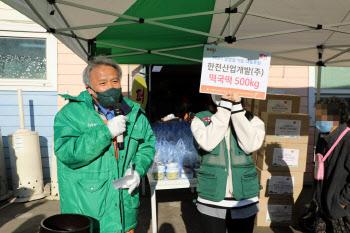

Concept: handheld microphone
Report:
left=114, top=102, right=124, bottom=150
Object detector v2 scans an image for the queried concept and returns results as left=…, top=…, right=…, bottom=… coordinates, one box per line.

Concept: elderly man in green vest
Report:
left=191, top=92, right=265, bottom=233
left=54, top=56, right=155, bottom=233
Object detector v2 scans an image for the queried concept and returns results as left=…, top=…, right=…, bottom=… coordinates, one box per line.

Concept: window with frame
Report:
left=0, top=31, right=57, bottom=91
left=0, top=37, right=46, bottom=80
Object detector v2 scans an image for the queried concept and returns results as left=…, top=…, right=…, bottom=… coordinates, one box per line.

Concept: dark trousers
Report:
left=199, top=210, right=256, bottom=233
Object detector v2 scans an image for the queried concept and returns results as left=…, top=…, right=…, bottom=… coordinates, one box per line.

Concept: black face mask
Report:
left=91, top=87, right=123, bottom=108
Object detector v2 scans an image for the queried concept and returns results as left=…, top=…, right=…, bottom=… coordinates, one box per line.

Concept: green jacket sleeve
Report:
left=133, top=115, right=156, bottom=178
left=54, top=109, right=112, bottom=169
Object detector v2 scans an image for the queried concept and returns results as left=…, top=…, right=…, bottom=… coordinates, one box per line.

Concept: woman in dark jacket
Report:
left=313, top=97, right=350, bottom=233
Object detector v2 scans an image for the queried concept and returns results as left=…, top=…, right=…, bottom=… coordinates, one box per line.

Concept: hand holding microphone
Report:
left=106, top=115, right=128, bottom=139
left=114, top=103, right=126, bottom=150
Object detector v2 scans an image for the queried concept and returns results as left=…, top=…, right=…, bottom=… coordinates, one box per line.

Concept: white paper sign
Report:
left=273, top=148, right=299, bottom=167
left=267, top=100, right=292, bottom=113
left=14, top=137, right=23, bottom=152
left=200, top=45, right=271, bottom=100
left=268, top=176, right=294, bottom=195
left=275, top=119, right=301, bottom=138
left=266, top=205, right=292, bottom=223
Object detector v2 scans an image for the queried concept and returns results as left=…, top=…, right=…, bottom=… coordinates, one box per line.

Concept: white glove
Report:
left=122, top=168, right=140, bottom=194
left=106, top=115, right=129, bottom=138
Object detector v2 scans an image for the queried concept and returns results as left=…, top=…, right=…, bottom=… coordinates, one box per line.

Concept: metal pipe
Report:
left=229, top=0, right=233, bottom=36
left=271, top=55, right=315, bottom=65
left=324, top=47, right=350, bottom=63
left=25, top=0, right=50, bottom=30
left=104, top=52, right=146, bottom=58
left=148, top=9, right=225, bottom=21
left=231, top=0, right=254, bottom=37
left=53, top=3, right=89, bottom=57
left=17, top=89, right=25, bottom=129
left=237, top=28, right=313, bottom=41
left=128, top=65, right=130, bottom=99
left=271, top=47, right=316, bottom=54
left=238, top=11, right=316, bottom=28
left=144, top=20, right=225, bottom=40
left=95, top=41, right=148, bottom=52
left=316, top=47, right=324, bottom=100
left=56, top=0, right=139, bottom=21
left=154, top=44, right=204, bottom=52
left=152, top=51, right=202, bottom=63
left=316, top=65, right=322, bottom=100
left=148, top=65, right=152, bottom=121
left=55, top=21, right=137, bottom=32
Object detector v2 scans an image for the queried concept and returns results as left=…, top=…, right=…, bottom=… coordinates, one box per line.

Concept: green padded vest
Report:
left=194, top=110, right=259, bottom=201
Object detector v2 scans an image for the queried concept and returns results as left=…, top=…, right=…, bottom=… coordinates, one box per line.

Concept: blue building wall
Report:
left=0, top=91, right=58, bottom=188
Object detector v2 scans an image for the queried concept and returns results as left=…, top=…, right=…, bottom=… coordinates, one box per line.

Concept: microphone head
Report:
left=114, top=102, right=122, bottom=110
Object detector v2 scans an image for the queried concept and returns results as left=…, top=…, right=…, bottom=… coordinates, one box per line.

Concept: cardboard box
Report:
left=256, top=142, right=308, bottom=172
left=256, top=197, right=295, bottom=227
left=257, top=167, right=304, bottom=200
left=245, top=98, right=255, bottom=113
left=253, top=93, right=301, bottom=116
left=262, top=112, right=310, bottom=144
left=253, top=151, right=258, bottom=164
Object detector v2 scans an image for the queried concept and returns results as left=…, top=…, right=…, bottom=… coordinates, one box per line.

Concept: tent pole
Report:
left=55, top=21, right=137, bottom=32
left=327, top=58, right=350, bottom=64
left=231, top=0, right=254, bottom=37
left=56, top=0, right=140, bottom=21
left=54, top=31, right=89, bottom=41
left=104, top=50, right=202, bottom=63
left=324, top=44, right=350, bottom=48
left=151, top=51, right=202, bottom=63
left=24, top=0, right=50, bottom=30
left=238, top=28, right=314, bottom=40
left=144, top=21, right=225, bottom=40
left=53, top=3, right=89, bottom=57
left=316, top=46, right=324, bottom=101
left=236, top=10, right=350, bottom=35
left=128, top=64, right=130, bottom=99
left=271, top=55, right=315, bottom=65
left=316, top=65, right=322, bottom=101
left=324, top=47, right=350, bottom=63
left=214, top=16, right=230, bottom=44
left=240, top=11, right=317, bottom=28
left=98, top=41, right=205, bottom=53
left=105, top=52, right=147, bottom=58
left=229, top=0, right=233, bottom=36
left=148, top=9, right=225, bottom=21
left=214, top=28, right=314, bottom=44
left=95, top=41, right=148, bottom=52
left=148, top=65, right=152, bottom=121
left=272, top=47, right=316, bottom=54
left=154, top=44, right=205, bottom=52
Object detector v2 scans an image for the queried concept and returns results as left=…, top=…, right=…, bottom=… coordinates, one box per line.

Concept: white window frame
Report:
left=0, top=31, right=57, bottom=92
left=308, top=66, right=350, bottom=126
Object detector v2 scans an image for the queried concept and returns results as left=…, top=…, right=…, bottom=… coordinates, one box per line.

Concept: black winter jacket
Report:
left=315, top=123, right=350, bottom=220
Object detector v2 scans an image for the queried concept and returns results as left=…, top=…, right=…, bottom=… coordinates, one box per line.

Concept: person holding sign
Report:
left=191, top=92, right=265, bottom=233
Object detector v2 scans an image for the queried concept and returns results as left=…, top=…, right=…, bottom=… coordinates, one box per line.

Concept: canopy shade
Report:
left=3, top=0, right=350, bottom=67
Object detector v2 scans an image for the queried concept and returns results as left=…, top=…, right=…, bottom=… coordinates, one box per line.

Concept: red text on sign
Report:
left=234, top=77, right=260, bottom=89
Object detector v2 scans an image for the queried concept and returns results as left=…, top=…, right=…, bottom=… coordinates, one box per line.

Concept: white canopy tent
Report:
left=3, top=0, right=350, bottom=99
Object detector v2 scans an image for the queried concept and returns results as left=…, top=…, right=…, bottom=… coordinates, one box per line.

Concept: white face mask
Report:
left=211, top=94, right=222, bottom=106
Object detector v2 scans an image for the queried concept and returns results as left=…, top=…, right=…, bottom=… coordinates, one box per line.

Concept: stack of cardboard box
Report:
left=248, top=94, right=310, bottom=227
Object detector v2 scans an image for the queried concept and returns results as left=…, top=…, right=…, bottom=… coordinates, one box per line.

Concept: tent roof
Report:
left=3, top=0, right=350, bottom=66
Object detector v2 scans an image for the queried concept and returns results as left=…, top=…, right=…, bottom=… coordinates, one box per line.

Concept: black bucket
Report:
left=39, top=214, right=92, bottom=233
